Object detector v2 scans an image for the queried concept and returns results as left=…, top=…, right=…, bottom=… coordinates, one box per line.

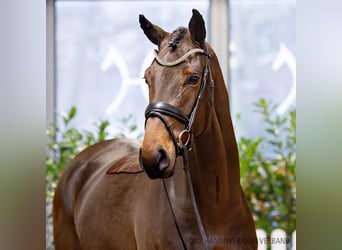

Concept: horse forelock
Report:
left=168, top=27, right=188, bottom=50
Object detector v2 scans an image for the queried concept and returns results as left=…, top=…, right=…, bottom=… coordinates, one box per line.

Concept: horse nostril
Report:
left=157, top=147, right=169, bottom=172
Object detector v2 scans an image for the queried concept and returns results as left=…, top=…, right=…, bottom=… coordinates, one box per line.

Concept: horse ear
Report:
left=139, top=14, right=166, bottom=46
left=188, top=9, right=206, bottom=44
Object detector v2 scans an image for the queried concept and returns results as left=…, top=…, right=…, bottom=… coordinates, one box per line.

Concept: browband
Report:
left=154, top=48, right=205, bottom=67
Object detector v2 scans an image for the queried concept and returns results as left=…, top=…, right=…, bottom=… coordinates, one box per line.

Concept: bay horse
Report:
left=53, top=9, right=257, bottom=250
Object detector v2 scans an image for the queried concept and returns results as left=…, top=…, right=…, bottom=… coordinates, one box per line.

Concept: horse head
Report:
left=139, top=9, right=213, bottom=179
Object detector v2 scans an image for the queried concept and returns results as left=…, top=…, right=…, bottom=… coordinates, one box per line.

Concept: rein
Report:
left=144, top=47, right=214, bottom=250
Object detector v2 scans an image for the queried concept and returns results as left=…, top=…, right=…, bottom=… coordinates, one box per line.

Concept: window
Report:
left=53, top=0, right=209, bottom=136
left=230, top=0, right=296, bottom=138
left=49, top=0, right=295, bottom=138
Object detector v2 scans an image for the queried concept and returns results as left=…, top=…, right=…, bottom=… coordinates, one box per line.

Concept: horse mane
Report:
left=168, top=27, right=187, bottom=50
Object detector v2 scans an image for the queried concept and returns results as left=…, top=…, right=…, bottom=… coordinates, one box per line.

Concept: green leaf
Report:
left=69, top=106, right=77, bottom=120
left=99, top=120, right=110, bottom=132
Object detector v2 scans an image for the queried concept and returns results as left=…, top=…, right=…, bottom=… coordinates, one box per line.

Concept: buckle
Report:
left=178, top=130, right=192, bottom=150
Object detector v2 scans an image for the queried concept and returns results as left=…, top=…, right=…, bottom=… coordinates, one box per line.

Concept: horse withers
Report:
left=53, top=9, right=257, bottom=250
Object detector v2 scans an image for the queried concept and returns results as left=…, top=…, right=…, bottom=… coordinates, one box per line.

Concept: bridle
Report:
left=144, top=46, right=214, bottom=250
left=145, top=47, right=214, bottom=157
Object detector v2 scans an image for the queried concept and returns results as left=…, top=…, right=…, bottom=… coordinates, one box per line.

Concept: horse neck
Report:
left=186, top=50, right=242, bottom=218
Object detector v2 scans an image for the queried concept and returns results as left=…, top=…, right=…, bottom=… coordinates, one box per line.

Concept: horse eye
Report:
left=186, top=74, right=200, bottom=85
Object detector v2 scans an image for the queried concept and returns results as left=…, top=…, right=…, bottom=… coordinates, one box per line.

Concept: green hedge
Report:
left=238, top=99, right=296, bottom=235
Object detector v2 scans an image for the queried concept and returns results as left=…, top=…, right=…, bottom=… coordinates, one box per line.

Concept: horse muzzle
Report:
left=139, top=147, right=175, bottom=179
